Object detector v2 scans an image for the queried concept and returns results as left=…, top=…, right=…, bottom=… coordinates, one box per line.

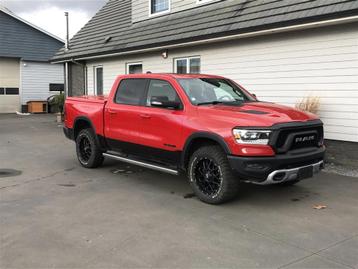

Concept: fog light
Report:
left=273, top=172, right=286, bottom=181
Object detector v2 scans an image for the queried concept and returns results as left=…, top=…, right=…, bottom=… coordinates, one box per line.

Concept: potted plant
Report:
left=48, top=93, right=65, bottom=123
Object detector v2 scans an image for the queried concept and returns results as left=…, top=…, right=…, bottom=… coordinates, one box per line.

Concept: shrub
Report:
left=295, top=96, right=320, bottom=114
left=48, top=93, right=65, bottom=113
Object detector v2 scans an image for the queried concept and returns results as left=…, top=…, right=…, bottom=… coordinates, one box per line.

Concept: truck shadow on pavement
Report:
left=100, top=158, right=333, bottom=207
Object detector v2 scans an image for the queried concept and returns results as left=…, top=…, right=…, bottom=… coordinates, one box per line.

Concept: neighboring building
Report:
left=0, top=6, right=64, bottom=113
left=52, top=0, right=358, bottom=143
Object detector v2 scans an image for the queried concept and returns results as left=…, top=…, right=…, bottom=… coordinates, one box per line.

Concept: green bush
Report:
left=49, top=93, right=65, bottom=113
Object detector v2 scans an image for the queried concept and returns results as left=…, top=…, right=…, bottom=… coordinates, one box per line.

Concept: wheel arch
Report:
left=73, top=116, right=96, bottom=139
left=73, top=116, right=107, bottom=150
left=181, top=132, right=231, bottom=170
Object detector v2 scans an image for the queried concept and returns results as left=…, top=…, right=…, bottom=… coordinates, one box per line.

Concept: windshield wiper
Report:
left=197, top=100, right=243, bottom=106
left=197, top=101, right=225, bottom=106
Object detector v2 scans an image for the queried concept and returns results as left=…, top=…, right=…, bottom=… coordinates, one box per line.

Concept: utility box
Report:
left=27, top=101, right=47, bottom=113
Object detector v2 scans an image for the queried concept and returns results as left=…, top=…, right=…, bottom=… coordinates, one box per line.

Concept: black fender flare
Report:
left=73, top=116, right=96, bottom=136
left=73, top=116, right=107, bottom=150
left=180, top=132, right=231, bottom=169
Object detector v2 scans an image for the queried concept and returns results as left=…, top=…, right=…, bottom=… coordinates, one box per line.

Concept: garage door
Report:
left=0, top=58, right=20, bottom=113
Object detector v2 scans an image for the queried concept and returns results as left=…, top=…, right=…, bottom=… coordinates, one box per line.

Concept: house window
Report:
left=0, top=88, right=19, bottom=95
left=94, top=66, right=103, bottom=95
left=150, top=0, right=170, bottom=15
left=126, top=62, right=143, bottom=74
left=174, top=57, right=201, bottom=74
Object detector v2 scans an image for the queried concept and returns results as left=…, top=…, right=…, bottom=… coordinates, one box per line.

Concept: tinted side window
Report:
left=115, top=79, right=147, bottom=105
left=146, top=79, right=180, bottom=106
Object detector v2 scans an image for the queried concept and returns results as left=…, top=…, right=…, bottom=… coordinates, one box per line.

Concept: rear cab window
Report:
left=115, top=79, right=148, bottom=105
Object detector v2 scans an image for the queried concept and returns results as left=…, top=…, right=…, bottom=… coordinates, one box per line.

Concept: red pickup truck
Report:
left=64, top=73, right=325, bottom=204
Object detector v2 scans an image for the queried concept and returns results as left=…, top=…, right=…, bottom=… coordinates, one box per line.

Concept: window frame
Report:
left=196, top=0, right=215, bottom=5
left=145, top=79, right=184, bottom=110
left=114, top=78, right=149, bottom=107
left=149, top=0, right=170, bottom=17
left=126, top=62, right=143, bottom=74
left=173, top=56, right=201, bottom=74
left=94, top=65, right=103, bottom=96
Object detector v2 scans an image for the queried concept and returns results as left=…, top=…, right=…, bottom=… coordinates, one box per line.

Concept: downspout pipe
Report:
left=64, top=12, right=70, bottom=97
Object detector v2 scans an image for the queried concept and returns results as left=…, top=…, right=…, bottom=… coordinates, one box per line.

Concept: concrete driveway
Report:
left=0, top=114, right=357, bottom=269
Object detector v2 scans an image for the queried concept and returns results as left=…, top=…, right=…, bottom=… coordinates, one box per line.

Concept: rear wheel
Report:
left=188, top=145, right=240, bottom=204
left=76, top=128, right=104, bottom=168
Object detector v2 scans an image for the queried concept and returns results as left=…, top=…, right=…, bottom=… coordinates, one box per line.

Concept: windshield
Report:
left=177, top=78, right=255, bottom=105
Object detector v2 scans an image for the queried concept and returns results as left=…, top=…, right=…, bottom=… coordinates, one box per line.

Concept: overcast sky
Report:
left=0, top=0, right=107, bottom=40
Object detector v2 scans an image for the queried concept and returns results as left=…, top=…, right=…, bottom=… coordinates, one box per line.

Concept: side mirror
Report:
left=150, top=96, right=181, bottom=109
left=252, top=93, right=258, bottom=100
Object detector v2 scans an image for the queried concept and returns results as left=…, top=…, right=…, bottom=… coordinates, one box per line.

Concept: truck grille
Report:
left=271, top=123, right=323, bottom=153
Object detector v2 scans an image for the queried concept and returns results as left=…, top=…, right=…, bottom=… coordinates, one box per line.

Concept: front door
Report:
left=138, top=79, right=184, bottom=163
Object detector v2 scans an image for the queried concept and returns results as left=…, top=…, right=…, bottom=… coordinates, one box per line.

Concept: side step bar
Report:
left=103, top=152, right=179, bottom=175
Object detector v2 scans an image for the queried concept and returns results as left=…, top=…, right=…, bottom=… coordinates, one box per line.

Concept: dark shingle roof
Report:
left=0, top=6, right=64, bottom=61
left=52, top=0, right=358, bottom=61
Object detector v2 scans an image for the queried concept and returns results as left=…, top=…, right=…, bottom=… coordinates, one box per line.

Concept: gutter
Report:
left=51, top=15, right=358, bottom=64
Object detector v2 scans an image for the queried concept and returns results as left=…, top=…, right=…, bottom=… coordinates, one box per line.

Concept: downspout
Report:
left=64, top=12, right=70, bottom=97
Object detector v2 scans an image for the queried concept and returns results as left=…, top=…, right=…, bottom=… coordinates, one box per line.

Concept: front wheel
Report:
left=76, top=128, right=104, bottom=168
left=188, top=145, right=240, bottom=204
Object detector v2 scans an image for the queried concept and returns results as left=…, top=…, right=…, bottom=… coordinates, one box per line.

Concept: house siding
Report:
left=132, top=0, right=220, bottom=23
left=86, top=23, right=358, bottom=142
left=21, top=61, right=64, bottom=105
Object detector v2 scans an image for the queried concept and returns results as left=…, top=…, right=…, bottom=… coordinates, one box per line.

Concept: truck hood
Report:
left=197, top=101, right=318, bottom=127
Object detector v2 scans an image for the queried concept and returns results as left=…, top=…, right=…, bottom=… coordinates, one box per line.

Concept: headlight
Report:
left=232, top=129, right=271, bottom=145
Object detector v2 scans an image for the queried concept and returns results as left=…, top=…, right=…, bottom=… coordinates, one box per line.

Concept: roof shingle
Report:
left=52, top=0, right=358, bottom=61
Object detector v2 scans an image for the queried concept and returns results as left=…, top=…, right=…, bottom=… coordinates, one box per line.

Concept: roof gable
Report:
left=0, top=6, right=64, bottom=61
left=52, top=0, right=358, bottom=61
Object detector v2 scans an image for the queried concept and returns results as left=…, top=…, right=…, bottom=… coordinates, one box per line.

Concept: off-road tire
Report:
left=188, top=145, right=240, bottom=204
left=76, top=128, right=104, bottom=168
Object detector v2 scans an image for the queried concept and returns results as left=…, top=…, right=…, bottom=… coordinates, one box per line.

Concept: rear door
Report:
left=104, top=78, right=148, bottom=151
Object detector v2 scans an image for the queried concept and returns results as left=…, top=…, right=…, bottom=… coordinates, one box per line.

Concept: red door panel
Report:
left=104, top=104, right=144, bottom=145
left=139, top=106, right=184, bottom=151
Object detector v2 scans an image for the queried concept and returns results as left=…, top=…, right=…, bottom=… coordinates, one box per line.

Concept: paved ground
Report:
left=0, top=114, right=357, bottom=269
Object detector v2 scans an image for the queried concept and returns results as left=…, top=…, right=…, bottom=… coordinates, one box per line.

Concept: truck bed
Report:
left=64, top=96, right=108, bottom=137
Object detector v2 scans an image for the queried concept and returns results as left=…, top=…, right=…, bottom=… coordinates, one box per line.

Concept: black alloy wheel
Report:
left=188, top=145, right=240, bottom=204
left=75, top=128, right=104, bottom=168
left=78, top=135, right=92, bottom=164
left=193, top=157, right=223, bottom=198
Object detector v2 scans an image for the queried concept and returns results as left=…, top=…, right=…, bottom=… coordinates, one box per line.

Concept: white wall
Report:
left=86, top=23, right=358, bottom=142
left=21, top=61, right=64, bottom=105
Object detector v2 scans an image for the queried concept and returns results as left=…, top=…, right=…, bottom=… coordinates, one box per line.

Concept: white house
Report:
left=0, top=6, right=64, bottom=113
left=52, top=0, right=358, bottom=143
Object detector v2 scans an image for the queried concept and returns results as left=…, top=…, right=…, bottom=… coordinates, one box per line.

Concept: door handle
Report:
left=108, top=109, right=117, bottom=115
left=140, top=113, right=151, bottom=119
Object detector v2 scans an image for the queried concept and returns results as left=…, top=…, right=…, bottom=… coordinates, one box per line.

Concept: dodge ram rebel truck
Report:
left=63, top=74, right=325, bottom=204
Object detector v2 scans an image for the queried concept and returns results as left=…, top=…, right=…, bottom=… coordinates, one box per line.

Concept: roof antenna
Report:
left=146, top=71, right=152, bottom=74
left=65, top=12, right=70, bottom=51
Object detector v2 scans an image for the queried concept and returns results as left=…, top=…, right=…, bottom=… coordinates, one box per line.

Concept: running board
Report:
left=103, top=152, right=179, bottom=175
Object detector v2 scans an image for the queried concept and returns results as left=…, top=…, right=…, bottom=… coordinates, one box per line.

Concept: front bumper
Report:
left=228, top=147, right=325, bottom=184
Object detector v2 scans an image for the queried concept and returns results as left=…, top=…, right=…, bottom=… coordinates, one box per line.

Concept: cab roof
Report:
left=118, top=73, right=226, bottom=79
